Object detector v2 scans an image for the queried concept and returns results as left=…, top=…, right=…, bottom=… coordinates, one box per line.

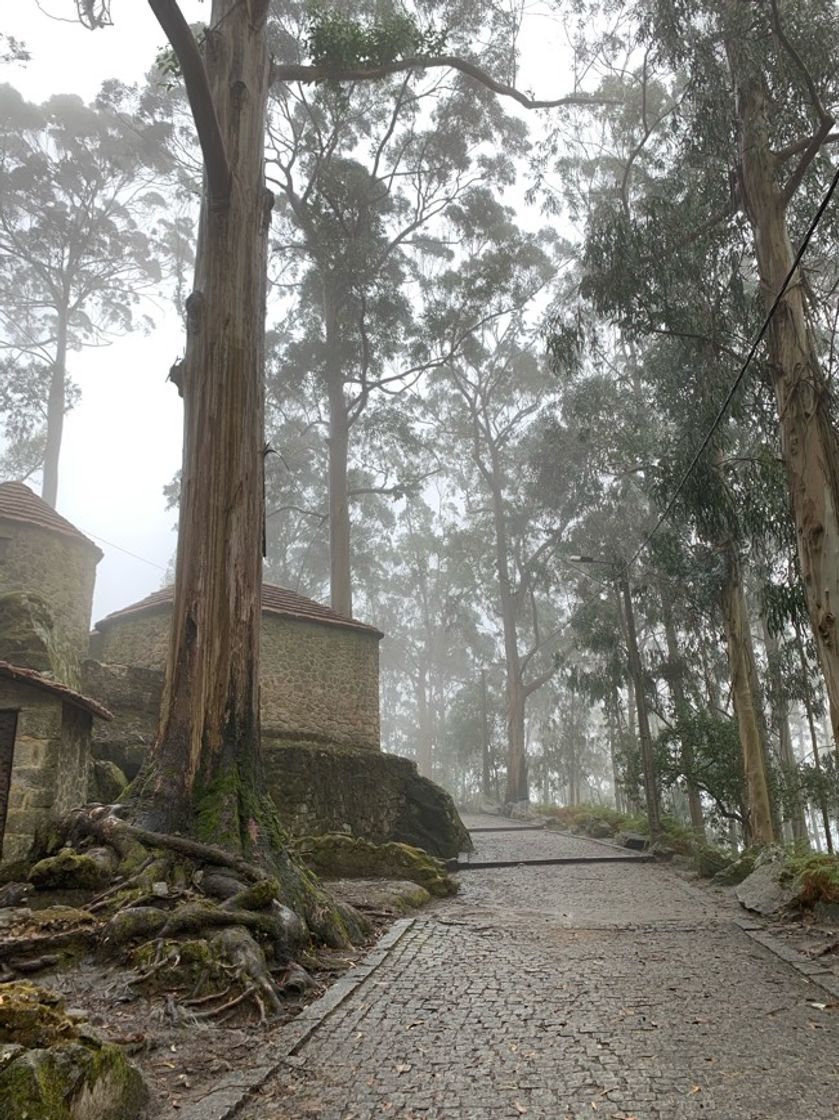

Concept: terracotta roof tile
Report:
left=0, top=660, right=112, bottom=720
left=95, top=583, right=383, bottom=638
left=0, top=482, right=102, bottom=557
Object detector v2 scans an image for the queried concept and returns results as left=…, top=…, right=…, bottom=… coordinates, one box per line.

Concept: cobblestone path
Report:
left=242, top=824, right=839, bottom=1120
left=459, top=825, right=642, bottom=864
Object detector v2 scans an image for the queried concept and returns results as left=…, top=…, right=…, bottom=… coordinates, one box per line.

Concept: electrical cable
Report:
left=620, top=161, right=839, bottom=575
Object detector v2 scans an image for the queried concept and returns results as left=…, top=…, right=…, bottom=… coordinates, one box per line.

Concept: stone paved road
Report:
left=460, top=826, right=641, bottom=865
left=242, top=829, right=839, bottom=1120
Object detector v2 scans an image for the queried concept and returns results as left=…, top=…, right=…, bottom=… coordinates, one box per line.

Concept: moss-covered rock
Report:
left=1, top=1041, right=147, bottom=1120
left=295, top=834, right=457, bottom=897
left=691, top=845, right=733, bottom=879
left=328, top=878, right=432, bottom=915
left=0, top=984, right=146, bottom=1118
left=87, top=760, right=128, bottom=805
left=28, top=849, right=115, bottom=892
left=711, top=850, right=757, bottom=886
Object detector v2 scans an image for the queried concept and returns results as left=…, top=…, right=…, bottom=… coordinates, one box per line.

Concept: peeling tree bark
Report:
left=720, top=544, right=775, bottom=846
left=146, top=0, right=273, bottom=846
left=726, top=26, right=839, bottom=756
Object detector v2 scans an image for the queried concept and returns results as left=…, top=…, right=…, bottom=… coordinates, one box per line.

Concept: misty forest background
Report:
left=2, top=0, right=839, bottom=852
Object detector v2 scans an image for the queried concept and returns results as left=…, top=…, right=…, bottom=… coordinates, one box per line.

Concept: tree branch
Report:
left=781, top=113, right=836, bottom=206
left=271, top=57, right=618, bottom=112
left=146, top=0, right=231, bottom=209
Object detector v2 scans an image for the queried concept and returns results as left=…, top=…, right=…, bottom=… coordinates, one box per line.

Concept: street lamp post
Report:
left=569, top=556, right=662, bottom=838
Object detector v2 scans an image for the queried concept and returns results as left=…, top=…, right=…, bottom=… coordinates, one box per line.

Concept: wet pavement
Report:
left=240, top=821, right=839, bottom=1120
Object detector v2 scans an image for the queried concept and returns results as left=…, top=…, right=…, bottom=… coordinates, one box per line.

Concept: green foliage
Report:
left=305, top=7, right=447, bottom=69
left=656, top=709, right=746, bottom=828
left=783, top=853, right=839, bottom=906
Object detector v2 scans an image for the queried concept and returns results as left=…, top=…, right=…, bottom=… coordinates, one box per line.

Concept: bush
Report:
left=783, top=853, right=839, bottom=906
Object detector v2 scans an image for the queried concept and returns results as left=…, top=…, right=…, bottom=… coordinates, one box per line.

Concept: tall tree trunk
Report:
left=480, top=668, right=492, bottom=798
left=795, top=626, right=834, bottom=853
left=324, top=289, right=353, bottom=617
left=762, top=620, right=808, bottom=846
left=147, top=0, right=272, bottom=847
left=720, top=545, right=775, bottom=845
left=727, top=24, right=839, bottom=754
left=623, top=678, right=642, bottom=812
left=607, top=690, right=625, bottom=813
left=42, top=305, right=68, bottom=509
left=505, top=674, right=527, bottom=804
left=415, top=665, right=433, bottom=779
left=661, top=599, right=706, bottom=839
left=619, top=573, right=660, bottom=834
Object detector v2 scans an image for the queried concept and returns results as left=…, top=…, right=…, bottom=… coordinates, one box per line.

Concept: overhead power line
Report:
left=623, top=162, right=839, bottom=574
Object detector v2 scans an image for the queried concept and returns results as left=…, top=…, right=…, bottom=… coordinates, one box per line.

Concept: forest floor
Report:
left=218, top=819, right=839, bottom=1120
left=3, top=877, right=410, bottom=1117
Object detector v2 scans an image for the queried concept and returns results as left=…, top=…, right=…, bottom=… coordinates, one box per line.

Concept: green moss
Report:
left=28, top=851, right=108, bottom=892
left=0, top=983, right=75, bottom=1049
left=28, top=906, right=96, bottom=930
left=711, top=849, right=758, bottom=886
left=295, top=834, right=457, bottom=898
left=130, top=938, right=229, bottom=995
left=0, top=1039, right=147, bottom=1120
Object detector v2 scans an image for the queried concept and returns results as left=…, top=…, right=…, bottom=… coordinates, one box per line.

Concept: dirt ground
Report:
left=0, top=878, right=415, bottom=1116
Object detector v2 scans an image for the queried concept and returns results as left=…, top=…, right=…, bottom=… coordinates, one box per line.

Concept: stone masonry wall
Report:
left=0, top=680, right=91, bottom=862
left=260, top=616, right=380, bottom=749
left=91, top=611, right=381, bottom=751
left=0, top=518, right=97, bottom=679
left=262, top=741, right=470, bottom=858
left=88, top=611, right=169, bottom=670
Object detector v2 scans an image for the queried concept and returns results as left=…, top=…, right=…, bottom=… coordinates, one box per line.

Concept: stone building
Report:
left=0, top=483, right=109, bottom=860
left=0, top=481, right=469, bottom=859
left=0, top=481, right=101, bottom=687
left=89, top=584, right=382, bottom=752
left=0, top=661, right=111, bottom=860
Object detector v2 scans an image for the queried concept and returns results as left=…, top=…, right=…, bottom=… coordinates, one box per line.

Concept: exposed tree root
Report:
left=0, top=804, right=370, bottom=1026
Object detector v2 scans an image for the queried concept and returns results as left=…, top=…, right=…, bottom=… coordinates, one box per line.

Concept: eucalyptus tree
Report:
left=426, top=299, right=565, bottom=803
left=266, top=0, right=531, bottom=616
left=567, top=0, right=839, bottom=752
left=72, top=0, right=607, bottom=848
left=0, top=83, right=170, bottom=504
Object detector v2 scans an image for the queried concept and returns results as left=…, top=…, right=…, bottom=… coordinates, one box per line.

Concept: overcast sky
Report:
left=1, top=3, right=210, bottom=623
left=2, top=2, right=566, bottom=625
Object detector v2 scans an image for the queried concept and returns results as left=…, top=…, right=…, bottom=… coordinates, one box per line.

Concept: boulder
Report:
left=506, top=800, right=534, bottom=820
left=262, top=742, right=472, bottom=858
left=736, top=859, right=798, bottom=916
left=614, top=831, right=649, bottom=851
left=28, top=848, right=117, bottom=892
left=0, top=982, right=148, bottom=1120
left=711, top=850, right=756, bottom=887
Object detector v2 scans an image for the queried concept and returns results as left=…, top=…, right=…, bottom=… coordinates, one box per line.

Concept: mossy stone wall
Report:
left=0, top=518, right=97, bottom=682
left=0, top=680, right=92, bottom=861
left=91, top=611, right=381, bottom=750
left=262, top=741, right=471, bottom=858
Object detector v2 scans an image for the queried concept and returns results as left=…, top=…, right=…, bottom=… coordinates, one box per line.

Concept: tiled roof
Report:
left=95, top=583, right=383, bottom=638
left=0, top=660, right=112, bottom=720
left=0, top=482, right=102, bottom=557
